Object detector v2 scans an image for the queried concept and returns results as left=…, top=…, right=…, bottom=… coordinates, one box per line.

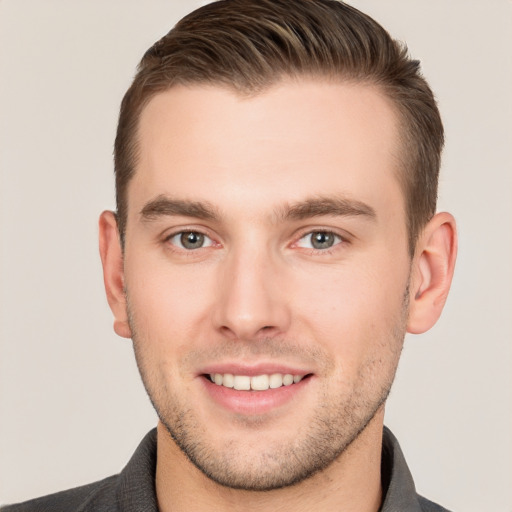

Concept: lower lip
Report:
left=201, top=376, right=311, bottom=415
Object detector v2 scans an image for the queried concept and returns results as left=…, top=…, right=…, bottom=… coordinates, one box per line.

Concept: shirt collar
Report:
left=115, top=426, right=424, bottom=511
left=380, top=426, right=423, bottom=512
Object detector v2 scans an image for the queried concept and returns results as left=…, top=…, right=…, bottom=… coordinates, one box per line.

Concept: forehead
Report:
left=132, top=79, right=402, bottom=220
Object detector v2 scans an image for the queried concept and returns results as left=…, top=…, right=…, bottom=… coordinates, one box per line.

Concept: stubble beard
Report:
left=129, top=291, right=408, bottom=492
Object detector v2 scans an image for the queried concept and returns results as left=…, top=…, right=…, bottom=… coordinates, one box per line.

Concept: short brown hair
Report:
left=114, top=0, right=444, bottom=254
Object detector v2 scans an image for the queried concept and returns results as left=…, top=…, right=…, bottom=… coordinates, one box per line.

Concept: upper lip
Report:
left=198, top=362, right=312, bottom=377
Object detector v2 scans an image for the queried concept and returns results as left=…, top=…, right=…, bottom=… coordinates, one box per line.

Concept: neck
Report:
left=155, top=410, right=385, bottom=512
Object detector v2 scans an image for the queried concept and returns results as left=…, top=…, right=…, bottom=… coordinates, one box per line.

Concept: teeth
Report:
left=222, top=373, right=234, bottom=388
left=233, top=375, right=251, bottom=390
left=283, top=374, right=294, bottom=386
left=251, top=374, right=269, bottom=390
left=269, top=373, right=283, bottom=388
left=210, top=373, right=304, bottom=390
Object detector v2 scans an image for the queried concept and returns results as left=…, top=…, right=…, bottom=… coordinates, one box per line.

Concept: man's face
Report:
left=122, top=80, right=411, bottom=490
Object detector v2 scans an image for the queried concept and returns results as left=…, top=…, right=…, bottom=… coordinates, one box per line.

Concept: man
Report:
left=1, top=0, right=457, bottom=511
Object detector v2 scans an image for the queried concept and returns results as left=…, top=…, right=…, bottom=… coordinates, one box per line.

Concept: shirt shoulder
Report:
left=0, top=475, right=119, bottom=512
left=381, top=427, right=453, bottom=512
left=418, top=494, right=453, bottom=512
left=1, top=430, right=158, bottom=512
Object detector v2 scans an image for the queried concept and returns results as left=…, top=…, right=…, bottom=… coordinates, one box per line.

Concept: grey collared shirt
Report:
left=1, top=427, right=452, bottom=511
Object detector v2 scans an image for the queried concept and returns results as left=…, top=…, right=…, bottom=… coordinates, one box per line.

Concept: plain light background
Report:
left=1, top=1, right=511, bottom=510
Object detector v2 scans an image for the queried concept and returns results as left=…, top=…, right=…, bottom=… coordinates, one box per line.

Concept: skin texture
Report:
left=99, top=79, right=457, bottom=512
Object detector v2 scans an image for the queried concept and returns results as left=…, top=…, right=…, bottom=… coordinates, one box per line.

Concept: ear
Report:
left=407, top=212, right=457, bottom=334
left=98, top=211, right=132, bottom=339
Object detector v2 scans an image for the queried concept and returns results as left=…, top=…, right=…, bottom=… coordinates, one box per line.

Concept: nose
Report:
left=213, top=245, right=291, bottom=341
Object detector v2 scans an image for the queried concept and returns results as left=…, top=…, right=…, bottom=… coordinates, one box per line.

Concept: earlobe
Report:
left=98, top=211, right=132, bottom=339
left=407, top=212, right=457, bottom=334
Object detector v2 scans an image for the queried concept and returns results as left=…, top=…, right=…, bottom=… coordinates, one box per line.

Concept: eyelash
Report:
left=293, top=230, right=346, bottom=255
left=163, top=228, right=217, bottom=252
left=162, top=228, right=348, bottom=255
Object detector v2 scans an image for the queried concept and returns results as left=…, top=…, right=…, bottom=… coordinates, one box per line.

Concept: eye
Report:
left=296, top=231, right=342, bottom=250
left=167, top=231, right=214, bottom=250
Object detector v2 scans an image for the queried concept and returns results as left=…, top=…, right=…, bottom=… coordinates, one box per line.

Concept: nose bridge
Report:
left=214, top=238, right=290, bottom=340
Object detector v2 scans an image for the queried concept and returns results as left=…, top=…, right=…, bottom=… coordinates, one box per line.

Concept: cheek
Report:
left=289, top=258, right=408, bottom=356
left=124, top=254, right=217, bottom=352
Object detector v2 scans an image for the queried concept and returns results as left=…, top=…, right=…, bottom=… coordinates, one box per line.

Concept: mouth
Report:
left=199, top=364, right=314, bottom=415
left=206, top=372, right=309, bottom=391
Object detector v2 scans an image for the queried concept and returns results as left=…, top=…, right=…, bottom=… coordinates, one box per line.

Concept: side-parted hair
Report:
left=114, top=0, right=444, bottom=255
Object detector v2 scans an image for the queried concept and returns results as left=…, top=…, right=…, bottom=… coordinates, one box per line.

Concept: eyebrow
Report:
left=280, top=196, right=377, bottom=222
left=139, top=195, right=376, bottom=223
left=140, top=196, right=220, bottom=222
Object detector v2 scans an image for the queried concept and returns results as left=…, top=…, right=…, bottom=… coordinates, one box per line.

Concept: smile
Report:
left=209, top=373, right=305, bottom=391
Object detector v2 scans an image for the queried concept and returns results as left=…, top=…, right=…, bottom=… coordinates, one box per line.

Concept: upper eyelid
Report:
left=292, top=227, right=350, bottom=243
left=163, top=226, right=216, bottom=240
left=167, top=230, right=213, bottom=240
left=295, top=230, right=343, bottom=246
left=299, top=228, right=342, bottom=237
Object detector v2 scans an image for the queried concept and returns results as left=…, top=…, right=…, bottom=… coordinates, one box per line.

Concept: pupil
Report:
left=181, top=232, right=204, bottom=249
left=312, top=232, right=333, bottom=249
